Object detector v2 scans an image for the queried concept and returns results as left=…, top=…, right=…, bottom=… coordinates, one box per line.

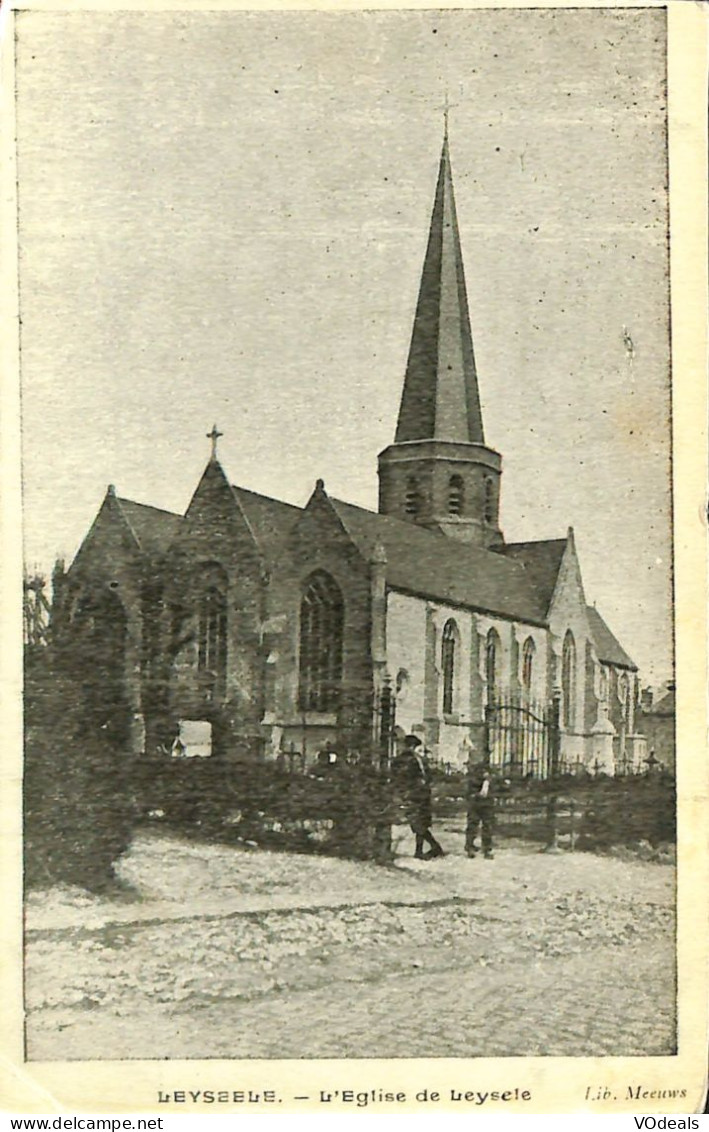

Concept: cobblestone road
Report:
left=25, top=826, right=676, bottom=1060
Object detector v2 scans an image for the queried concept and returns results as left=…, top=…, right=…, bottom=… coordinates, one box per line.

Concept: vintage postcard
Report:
left=1, top=0, right=707, bottom=1115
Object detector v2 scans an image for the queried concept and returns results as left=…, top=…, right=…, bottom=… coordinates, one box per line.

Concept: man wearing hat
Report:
left=392, top=734, right=444, bottom=860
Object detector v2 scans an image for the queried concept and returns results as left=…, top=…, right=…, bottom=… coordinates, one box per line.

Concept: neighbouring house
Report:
left=638, top=684, right=676, bottom=773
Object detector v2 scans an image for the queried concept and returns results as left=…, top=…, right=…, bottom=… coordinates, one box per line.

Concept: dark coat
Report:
left=467, top=762, right=499, bottom=808
left=392, top=750, right=433, bottom=833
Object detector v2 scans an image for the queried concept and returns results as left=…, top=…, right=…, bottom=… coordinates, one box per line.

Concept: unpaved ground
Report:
left=25, top=822, right=676, bottom=1060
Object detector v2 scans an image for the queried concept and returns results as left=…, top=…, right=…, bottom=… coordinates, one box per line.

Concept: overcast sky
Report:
left=16, top=7, right=672, bottom=685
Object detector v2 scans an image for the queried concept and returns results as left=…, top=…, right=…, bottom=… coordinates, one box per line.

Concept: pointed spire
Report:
left=395, top=133, right=485, bottom=445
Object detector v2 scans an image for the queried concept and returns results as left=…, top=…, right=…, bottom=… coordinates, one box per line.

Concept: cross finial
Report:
left=441, top=90, right=458, bottom=139
left=206, top=424, right=223, bottom=460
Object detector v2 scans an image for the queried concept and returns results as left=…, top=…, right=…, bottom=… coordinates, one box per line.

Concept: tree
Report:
left=24, top=586, right=137, bottom=893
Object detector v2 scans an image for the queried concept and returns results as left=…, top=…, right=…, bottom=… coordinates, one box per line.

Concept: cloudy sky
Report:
left=15, top=6, right=672, bottom=684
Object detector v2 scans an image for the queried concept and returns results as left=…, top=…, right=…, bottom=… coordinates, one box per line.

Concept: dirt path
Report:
left=25, top=828, right=676, bottom=1060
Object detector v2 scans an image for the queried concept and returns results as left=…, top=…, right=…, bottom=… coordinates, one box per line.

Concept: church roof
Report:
left=329, top=497, right=556, bottom=626
left=497, top=539, right=567, bottom=614
left=395, top=133, right=485, bottom=446
left=586, top=605, right=636, bottom=670
left=231, top=485, right=302, bottom=557
left=115, top=497, right=183, bottom=556
left=108, top=485, right=570, bottom=629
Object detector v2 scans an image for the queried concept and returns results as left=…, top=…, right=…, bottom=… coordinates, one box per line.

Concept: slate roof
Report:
left=396, top=134, right=485, bottom=446
left=330, top=498, right=558, bottom=625
left=115, top=497, right=183, bottom=556
left=586, top=605, right=636, bottom=669
left=231, top=485, right=302, bottom=558
left=498, top=539, right=567, bottom=609
left=109, top=484, right=569, bottom=627
left=644, top=687, right=675, bottom=717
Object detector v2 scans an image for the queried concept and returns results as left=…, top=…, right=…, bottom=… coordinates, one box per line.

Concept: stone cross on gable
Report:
left=207, top=424, right=223, bottom=460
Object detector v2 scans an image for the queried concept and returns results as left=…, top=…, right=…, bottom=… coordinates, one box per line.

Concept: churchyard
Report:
left=25, top=820, right=675, bottom=1061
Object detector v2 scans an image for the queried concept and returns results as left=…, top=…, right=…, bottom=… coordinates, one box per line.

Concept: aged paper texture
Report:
left=1, top=0, right=707, bottom=1115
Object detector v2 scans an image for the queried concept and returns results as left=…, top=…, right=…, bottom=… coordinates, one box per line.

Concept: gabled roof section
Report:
left=497, top=539, right=567, bottom=621
left=231, top=485, right=302, bottom=558
left=69, top=487, right=182, bottom=573
left=646, top=686, right=675, bottom=717
left=587, top=605, right=636, bottom=670
left=395, top=133, right=485, bottom=445
left=115, top=497, right=183, bottom=556
left=329, top=497, right=551, bottom=625
left=181, top=457, right=263, bottom=555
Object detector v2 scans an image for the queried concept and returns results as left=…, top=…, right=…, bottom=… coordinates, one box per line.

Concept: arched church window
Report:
left=486, top=628, right=500, bottom=704
left=484, top=478, right=495, bottom=525
left=198, top=584, right=228, bottom=696
left=442, top=619, right=459, bottom=715
left=522, top=636, right=535, bottom=696
left=298, top=570, right=344, bottom=713
left=562, top=630, right=576, bottom=730
left=395, top=667, right=410, bottom=703
left=73, top=588, right=129, bottom=716
left=599, top=666, right=609, bottom=701
left=448, top=475, right=464, bottom=516
left=404, top=477, right=420, bottom=517
left=619, top=671, right=630, bottom=722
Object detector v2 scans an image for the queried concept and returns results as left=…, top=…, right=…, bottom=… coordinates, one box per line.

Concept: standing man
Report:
left=465, top=757, right=504, bottom=860
left=392, top=734, right=444, bottom=860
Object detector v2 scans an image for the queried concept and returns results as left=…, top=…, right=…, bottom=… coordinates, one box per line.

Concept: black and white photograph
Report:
left=5, top=0, right=707, bottom=1113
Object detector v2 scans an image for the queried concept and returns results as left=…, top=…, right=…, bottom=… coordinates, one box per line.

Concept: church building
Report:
left=56, top=133, right=646, bottom=776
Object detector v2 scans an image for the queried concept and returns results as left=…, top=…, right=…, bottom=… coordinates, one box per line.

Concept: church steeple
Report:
left=378, top=129, right=504, bottom=549
left=395, top=132, right=485, bottom=446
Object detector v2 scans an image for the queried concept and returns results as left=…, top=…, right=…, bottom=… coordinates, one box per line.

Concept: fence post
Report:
left=372, top=674, right=394, bottom=863
left=379, top=675, right=394, bottom=773
left=544, top=690, right=563, bottom=853
left=484, top=697, right=494, bottom=765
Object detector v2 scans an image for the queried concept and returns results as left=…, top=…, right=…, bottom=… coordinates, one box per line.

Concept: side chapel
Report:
left=55, top=133, right=646, bottom=775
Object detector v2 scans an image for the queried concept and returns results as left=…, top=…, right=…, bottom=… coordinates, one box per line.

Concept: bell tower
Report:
left=378, top=129, right=503, bottom=549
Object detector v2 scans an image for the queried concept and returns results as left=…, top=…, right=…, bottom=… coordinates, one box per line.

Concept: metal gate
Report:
left=485, top=694, right=560, bottom=780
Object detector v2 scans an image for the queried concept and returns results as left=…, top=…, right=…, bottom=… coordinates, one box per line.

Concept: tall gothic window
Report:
left=448, top=475, right=464, bottom=516
left=486, top=628, right=500, bottom=704
left=298, top=570, right=344, bottom=713
left=484, top=477, right=495, bottom=525
left=404, top=477, right=420, bottom=517
left=522, top=636, right=535, bottom=696
left=198, top=585, right=227, bottom=696
left=562, top=630, right=576, bottom=730
left=619, top=671, right=630, bottom=723
left=442, top=619, right=458, bottom=715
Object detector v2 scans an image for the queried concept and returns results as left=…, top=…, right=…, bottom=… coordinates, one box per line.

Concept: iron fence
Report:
left=485, top=694, right=555, bottom=780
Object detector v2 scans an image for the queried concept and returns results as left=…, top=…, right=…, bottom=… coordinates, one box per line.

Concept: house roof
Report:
left=115, top=497, right=183, bottom=556
left=586, top=605, right=636, bottom=670
left=231, top=485, right=302, bottom=558
left=645, top=687, right=675, bottom=717
left=329, top=498, right=558, bottom=625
